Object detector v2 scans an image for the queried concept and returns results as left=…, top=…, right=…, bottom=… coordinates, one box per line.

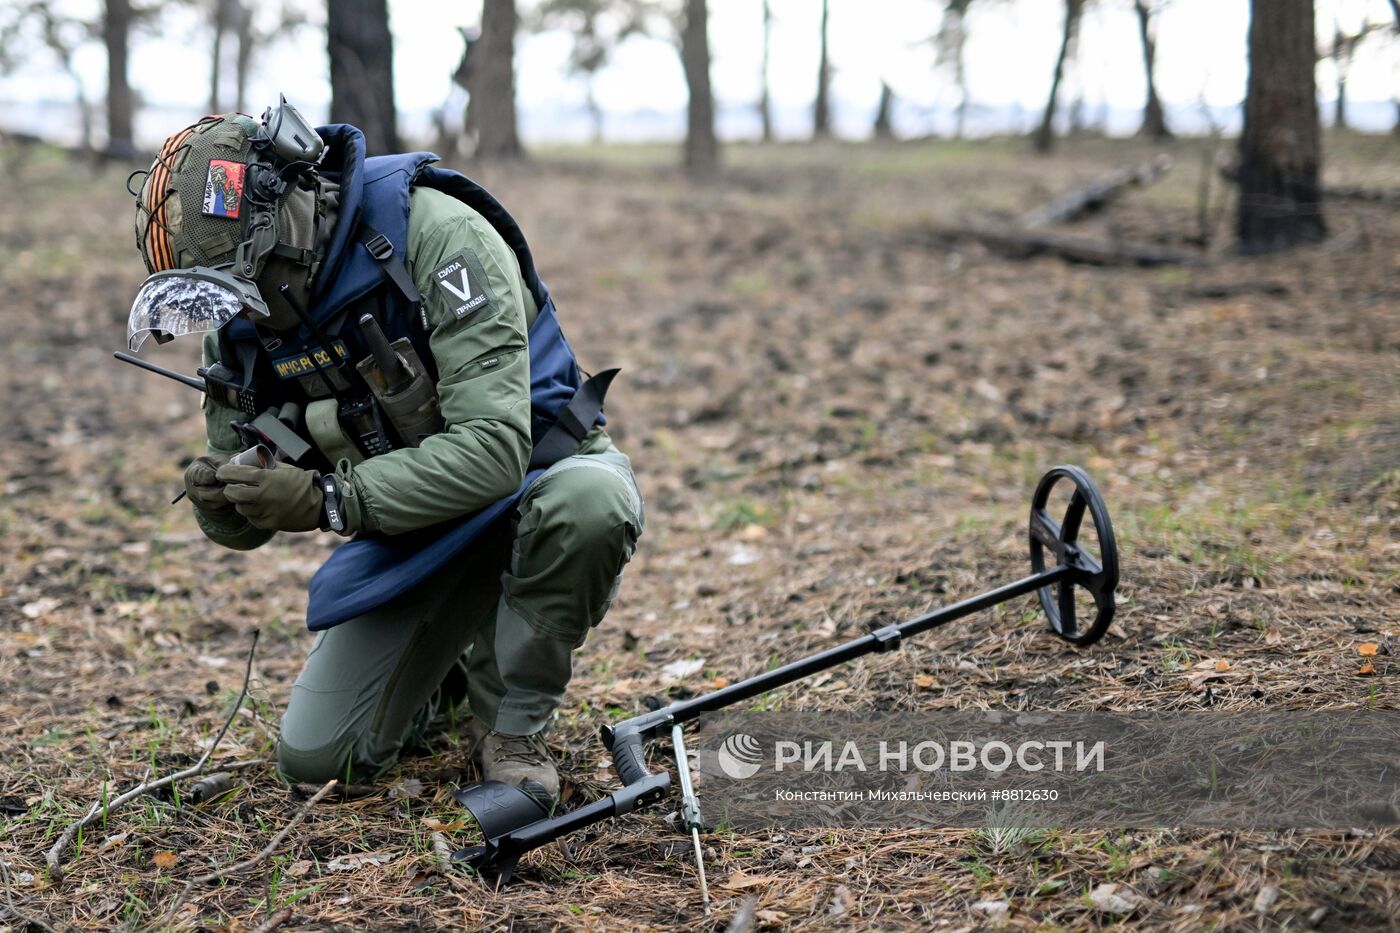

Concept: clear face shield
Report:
left=126, top=266, right=270, bottom=351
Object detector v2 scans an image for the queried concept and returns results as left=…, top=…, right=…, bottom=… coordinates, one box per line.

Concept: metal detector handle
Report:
left=605, top=723, right=671, bottom=814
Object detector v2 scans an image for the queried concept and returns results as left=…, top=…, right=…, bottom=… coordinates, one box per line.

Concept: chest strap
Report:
left=528, top=369, right=619, bottom=470
left=359, top=225, right=422, bottom=305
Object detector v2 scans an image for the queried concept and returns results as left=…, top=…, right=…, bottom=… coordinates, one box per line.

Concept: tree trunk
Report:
left=872, top=82, right=894, bottom=140
left=1330, top=27, right=1352, bottom=131
left=1334, top=73, right=1347, bottom=130
left=234, top=3, right=253, bottom=113
left=103, top=0, right=135, bottom=158
left=210, top=0, right=228, bottom=114
left=953, top=48, right=968, bottom=139
left=758, top=0, right=773, bottom=142
left=812, top=0, right=832, bottom=139
left=1389, top=2, right=1400, bottom=135
left=1032, top=0, right=1083, bottom=154
left=1237, top=0, right=1325, bottom=253
left=585, top=74, right=603, bottom=145
left=940, top=0, right=973, bottom=139
left=69, top=67, right=93, bottom=153
left=327, top=0, right=399, bottom=154
left=467, top=0, right=523, bottom=160
left=1133, top=0, right=1172, bottom=139
left=454, top=28, right=478, bottom=143
left=681, top=0, right=718, bottom=175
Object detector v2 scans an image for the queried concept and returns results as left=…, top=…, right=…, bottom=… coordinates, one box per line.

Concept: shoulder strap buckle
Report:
left=363, top=232, right=394, bottom=263
left=359, top=225, right=422, bottom=306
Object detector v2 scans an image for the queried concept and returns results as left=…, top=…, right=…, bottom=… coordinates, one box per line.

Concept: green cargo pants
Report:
left=276, top=447, right=643, bottom=783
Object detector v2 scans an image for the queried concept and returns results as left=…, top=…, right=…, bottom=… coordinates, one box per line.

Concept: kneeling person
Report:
left=127, top=101, right=643, bottom=803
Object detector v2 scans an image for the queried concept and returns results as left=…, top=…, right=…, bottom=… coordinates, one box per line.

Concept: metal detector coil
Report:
left=1029, top=465, right=1119, bottom=646
left=451, top=464, right=1121, bottom=883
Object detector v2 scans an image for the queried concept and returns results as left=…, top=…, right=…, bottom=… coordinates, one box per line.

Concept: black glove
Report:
left=216, top=462, right=325, bottom=532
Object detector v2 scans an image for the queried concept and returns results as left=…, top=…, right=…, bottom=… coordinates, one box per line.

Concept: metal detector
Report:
left=452, top=464, right=1120, bottom=893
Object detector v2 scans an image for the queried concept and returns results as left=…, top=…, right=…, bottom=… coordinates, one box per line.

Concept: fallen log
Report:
left=940, top=224, right=1203, bottom=267
left=1021, top=154, right=1172, bottom=228
left=1323, top=184, right=1400, bottom=205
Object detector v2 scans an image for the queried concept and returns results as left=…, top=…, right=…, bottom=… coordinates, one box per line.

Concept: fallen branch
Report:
left=1021, top=155, right=1171, bottom=228
left=941, top=224, right=1202, bottom=267
left=158, top=779, right=338, bottom=926
left=1324, top=184, right=1400, bottom=205
left=45, top=630, right=262, bottom=879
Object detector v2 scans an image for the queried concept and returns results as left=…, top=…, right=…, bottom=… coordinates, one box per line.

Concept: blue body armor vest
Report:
left=215, top=126, right=600, bottom=631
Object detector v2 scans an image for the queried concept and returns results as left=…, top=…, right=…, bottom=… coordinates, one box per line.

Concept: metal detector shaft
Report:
left=606, top=563, right=1074, bottom=745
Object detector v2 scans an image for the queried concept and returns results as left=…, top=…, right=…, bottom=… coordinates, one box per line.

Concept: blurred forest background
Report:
left=2, top=1, right=1399, bottom=204
left=2, top=0, right=1398, bottom=251
left=0, top=1, right=1397, bottom=931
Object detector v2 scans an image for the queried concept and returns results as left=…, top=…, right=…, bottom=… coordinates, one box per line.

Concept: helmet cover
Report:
left=133, top=114, right=260, bottom=274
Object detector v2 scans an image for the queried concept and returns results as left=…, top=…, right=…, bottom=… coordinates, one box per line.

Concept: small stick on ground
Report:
left=251, top=905, right=295, bottom=933
left=45, top=630, right=262, bottom=879
left=158, top=778, right=338, bottom=926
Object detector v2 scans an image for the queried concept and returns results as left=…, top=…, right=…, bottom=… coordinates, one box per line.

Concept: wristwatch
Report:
left=320, top=474, right=347, bottom=534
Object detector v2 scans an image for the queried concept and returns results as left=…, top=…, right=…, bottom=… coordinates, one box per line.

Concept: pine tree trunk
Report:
left=469, top=0, right=524, bottom=160
left=234, top=3, right=253, bottom=113
left=872, top=82, right=894, bottom=140
left=681, top=0, right=718, bottom=175
left=1237, top=0, right=1325, bottom=253
left=1033, top=0, right=1083, bottom=154
left=1331, top=29, right=1350, bottom=131
left=209, top=0, right=228, bottom=114
left=758, top=0, right=773, bottom=142
left=1133, top=0, right=1172, bottom=139
left=812, top=0, right=832, bottom=139
left=327, top=0, right=399, bottom=154
left=72, top=73, right=93, bottom=152
left=103, top=0, right=135, bottom=158
left=954, top=54, right=968, bottom=139
left=1334, top=73, right=1347, bottom=130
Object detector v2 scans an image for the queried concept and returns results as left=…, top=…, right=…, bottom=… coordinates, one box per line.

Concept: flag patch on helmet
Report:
left=202, top=159, right=245, bottom=219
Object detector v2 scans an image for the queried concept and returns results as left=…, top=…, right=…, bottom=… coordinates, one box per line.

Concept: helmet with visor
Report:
left=126, top=96, right=326, bottom=350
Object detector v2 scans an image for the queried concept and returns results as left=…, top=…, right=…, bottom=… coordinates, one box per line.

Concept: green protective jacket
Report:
left=194, top=187, right=608, bottom=550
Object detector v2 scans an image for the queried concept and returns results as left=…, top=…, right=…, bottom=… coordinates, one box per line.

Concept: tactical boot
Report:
left=471, top=720, right=560, bottom=806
